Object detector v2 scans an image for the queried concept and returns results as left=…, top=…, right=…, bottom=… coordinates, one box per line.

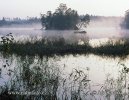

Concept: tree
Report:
left=41, top=3, right=90, bottom=30
left=123, top=10, right=129, bottom=29
left=77, top=14, right=90, bottom=29
left=0, top=17, right=7, bottom=26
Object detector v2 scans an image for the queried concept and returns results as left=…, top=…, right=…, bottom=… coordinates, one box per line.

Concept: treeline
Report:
left=0, top=17, right=40, bottom=26
left=41, top=3, right=90, bottom=30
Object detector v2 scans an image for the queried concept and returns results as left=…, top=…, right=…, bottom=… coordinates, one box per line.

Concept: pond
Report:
left=0, top=53, right=129, bottom=99
left=0, top=23, right=129, bottom=99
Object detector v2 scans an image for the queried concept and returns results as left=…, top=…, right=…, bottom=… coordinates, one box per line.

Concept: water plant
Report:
left=0, top=33, right=14, bottom=53
left=99, top=63, right=129, bottom=100
left=0, top=56, right=93, bottom=100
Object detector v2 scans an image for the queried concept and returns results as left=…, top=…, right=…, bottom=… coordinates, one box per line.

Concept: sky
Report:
left=0, top=0, right=129, bottom=19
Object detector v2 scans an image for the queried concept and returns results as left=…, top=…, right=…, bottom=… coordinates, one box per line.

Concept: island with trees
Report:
left=41, top=3, right=90, bottom=30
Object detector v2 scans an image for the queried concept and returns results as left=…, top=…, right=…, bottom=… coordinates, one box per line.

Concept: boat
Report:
left=74, top=30, right=87, bottom=34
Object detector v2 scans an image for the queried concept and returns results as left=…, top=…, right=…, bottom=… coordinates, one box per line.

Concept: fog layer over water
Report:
left=0, top=17, right=128, bottom=47
left=0, top=17, right=128, bottom=41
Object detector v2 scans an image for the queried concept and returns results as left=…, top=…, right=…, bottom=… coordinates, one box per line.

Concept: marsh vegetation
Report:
left=0, top=33, right=129, bottom=58
left=0, top=54, right=129, bottom=100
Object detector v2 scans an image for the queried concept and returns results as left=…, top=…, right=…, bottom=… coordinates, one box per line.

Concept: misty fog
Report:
left=0, top=16, right=129, bottom=46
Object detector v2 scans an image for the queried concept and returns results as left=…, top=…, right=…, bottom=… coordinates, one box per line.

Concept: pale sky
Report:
left=0, top=0, right=129, bottom=19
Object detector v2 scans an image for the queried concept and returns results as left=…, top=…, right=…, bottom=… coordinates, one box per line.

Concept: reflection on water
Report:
left=0, top=54, right=129, bottom=99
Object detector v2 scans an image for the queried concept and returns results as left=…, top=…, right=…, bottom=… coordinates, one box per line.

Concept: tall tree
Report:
left=124, top=10, right=129, bottom=29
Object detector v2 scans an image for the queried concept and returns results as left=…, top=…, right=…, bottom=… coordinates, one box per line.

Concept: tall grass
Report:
left=0, top=56, right=91, bottom=100
left=99, top=63, right=129, bottom=100
left=0, top=33, right=129, bottom=57
left=1, top=56, right=129, bottom=100
left=92, top=39, right=129, bottom=57
left=0, top=33, right=91, bottom=56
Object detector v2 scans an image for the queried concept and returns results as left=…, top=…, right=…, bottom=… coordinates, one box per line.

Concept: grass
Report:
left=0, top=56, right=91, bottom=100
left=0, top=33, right=129, bottom=57
left=92, top=39, right=129, bottom=57
left=1, top=56, right=129, bottom=100
left=0, top=35, right=91, bottom=56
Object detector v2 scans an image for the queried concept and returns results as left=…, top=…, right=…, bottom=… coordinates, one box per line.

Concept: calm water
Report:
left=0, top=23, right=129, bottom=99
left=0, top=54, right=129, bottom=99
left=0, top=26, right=127, bottom=38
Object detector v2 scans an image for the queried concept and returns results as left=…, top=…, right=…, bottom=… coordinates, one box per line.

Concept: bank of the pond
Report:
left=92, top=40, right=129, bottom=57
left=0, top=38, right=129, bottom=57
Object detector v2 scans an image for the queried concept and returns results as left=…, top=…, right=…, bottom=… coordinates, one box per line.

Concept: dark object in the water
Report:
left=74, top=30, right=87, bottom=34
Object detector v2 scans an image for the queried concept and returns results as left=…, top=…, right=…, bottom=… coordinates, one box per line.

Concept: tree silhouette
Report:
left=124, top=10, right=129, bottom=29
left=41, top=3, right=90, bottom=30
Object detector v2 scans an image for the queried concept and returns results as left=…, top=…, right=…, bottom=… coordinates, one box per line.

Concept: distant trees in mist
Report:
left=41, top=3, right=90, bottom=30
left=123, top=10, right=129, bottom=29
left=0, top=17, right=40, bottom=26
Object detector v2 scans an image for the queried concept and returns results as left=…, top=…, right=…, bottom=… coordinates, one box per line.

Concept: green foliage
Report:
left=41, top=3, right=90, bottom=30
